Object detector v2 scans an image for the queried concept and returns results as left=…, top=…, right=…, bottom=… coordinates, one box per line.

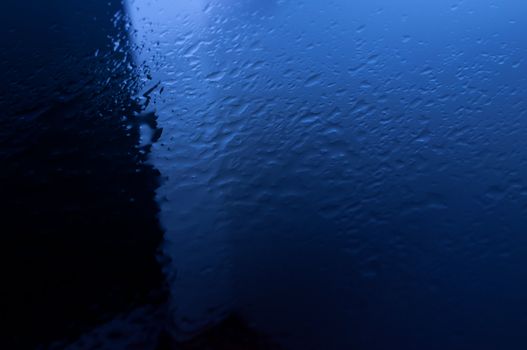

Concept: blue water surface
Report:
left=121, top=1, right=527, bottom=349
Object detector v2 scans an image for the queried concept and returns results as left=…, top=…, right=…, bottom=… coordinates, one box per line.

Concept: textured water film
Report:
left=3, top=0, right=527, bottom=349
left=127, top=1, right=527, bottom=349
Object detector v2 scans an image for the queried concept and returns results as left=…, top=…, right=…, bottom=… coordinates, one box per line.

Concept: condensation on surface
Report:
left=126, top=0, right=527, bottom=349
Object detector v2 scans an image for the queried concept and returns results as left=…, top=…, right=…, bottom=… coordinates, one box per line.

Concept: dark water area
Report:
left=3, top=0, right=527, bottom=349
left=1, top=1, right=165, bottom=348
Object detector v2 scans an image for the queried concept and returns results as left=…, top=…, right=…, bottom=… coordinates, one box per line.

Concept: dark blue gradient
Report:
left=3, top=1, right=527, bottom=349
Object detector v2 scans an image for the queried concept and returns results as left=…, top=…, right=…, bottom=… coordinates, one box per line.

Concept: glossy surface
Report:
left=127, top=0, right=527, bottom=349
left=3, top=0, right=527, bottom=349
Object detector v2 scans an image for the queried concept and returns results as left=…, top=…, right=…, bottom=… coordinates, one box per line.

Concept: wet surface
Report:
left=1, top=1, right=165, bottom=348
left=3, top=0, right=527, bottom=349
left=130, top=1, right=527, bottom=349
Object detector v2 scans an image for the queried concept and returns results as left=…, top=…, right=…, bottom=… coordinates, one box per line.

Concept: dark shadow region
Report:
left=0, top=1, right=166, bottom=348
